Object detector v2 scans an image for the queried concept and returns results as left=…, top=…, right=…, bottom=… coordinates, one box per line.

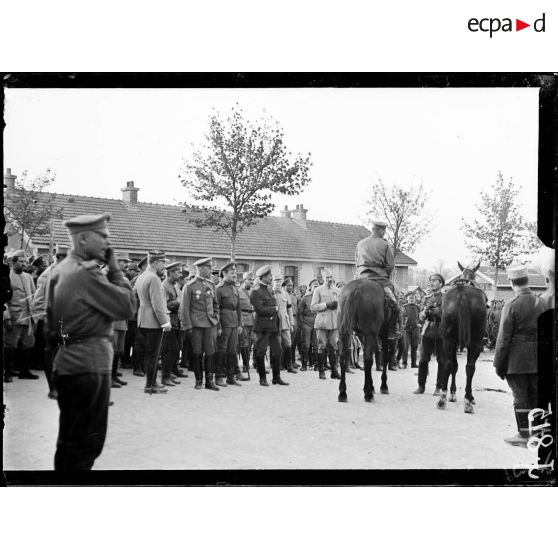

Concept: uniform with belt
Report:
left=250, top=265, right=288, bottom=386
left=494, top=264, right=546, bottom=445
left=297, top=287, right=318, bottom=371
left=401, top=299, right=421, bottom=368
left=215, top=262, right=243, bottom=386
left=180, top=257, right=220, bottom=390
left=48, top=213, right=136, bottom=470
left=239, top=282, right=255, bottom=374
left=273, top=277, right=294, bottom=373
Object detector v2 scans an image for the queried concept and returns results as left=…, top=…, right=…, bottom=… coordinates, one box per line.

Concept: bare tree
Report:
left=180, top=105, right=312, bottom=261
left=4, top=169, right=62, bottom=250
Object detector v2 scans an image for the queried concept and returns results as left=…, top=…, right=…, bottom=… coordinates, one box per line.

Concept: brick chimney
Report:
left=280, top=205, right=291, bottom=218
left=290, top=204, right=308, bottom=229
left=4, top=168, right=16, bottom=189
left=122, top=180, right=139, bottom=204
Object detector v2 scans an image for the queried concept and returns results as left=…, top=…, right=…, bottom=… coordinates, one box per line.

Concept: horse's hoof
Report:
left=364, top=394, right=374, bottom=402
left=338, top=393, right=348, bottom=403
left=437, top=398, right=447, bottom=410
left=464, top=399, right=474, bottom=414
left=449, top=392, right=457, bottom=402
left=380, top=386, right=389, bottom=394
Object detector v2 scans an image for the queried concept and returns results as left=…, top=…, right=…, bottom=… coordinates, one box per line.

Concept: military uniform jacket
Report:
left=355, top=235, right=394, bottom=278
left=421, top=291, right=443, bottom=339
left=493, top=288, right=546, bottom=375
left=289, top=292, right=299, bottom=326
left=311, top=283, right=340, bottom=330
left=113, top=274, right=131, bottom=331
left=180, top=275, right=219, bottom=329
left=216, top=280, right=242, bottom=328
left=239, top=287, right=255, bottom=327
left=402, top=303, right=420, bottom=330
left=274, top=289, right=293, bottom=331
left=250, top=281, right=279, bottom=332
left=7, top=269, right=36, bottom=326
left=49, top=253, right=136, bottom=376
left=135, top=267, right=169, bottom=328
left=31, top=263, right=56, bottom=322
left=298, top=293, right=316, bottom=328
left=163, top=278, right=181, bottom=329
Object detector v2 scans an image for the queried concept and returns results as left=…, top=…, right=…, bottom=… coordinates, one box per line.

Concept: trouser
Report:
left=111, top=329, right=126, bottom=381
left=191, top=327, right=216, bottom=355
left=180, top=329, right=193, bottom=368
left=31, top=319, right=46, bottom=369
left=54, top=373, right=110, bottom=471
left=404, top=327, right=420, bottom=365
left=506, top=374, right=538, bottom=436
left=140, top=328, right=164, bottom=388
left=216, top=326, right=239, bottom=378
left=123, top=320, right=137, bottom=366
left=43, top=321, right=57, bottom=392
left=254, top=330, right=282, bottom=357
left=316, top=329, right=338, bottom=352
left=300, top=323, right=318, bottom=363
left=239, top=325, right=253, bottom=370
left=417, top=336, right=444, bottom=388
left=132, top=325, right=145, bottom=372
left=396, top=333, right=407, bottom=363
left=161, top=328, right=181, bottom=379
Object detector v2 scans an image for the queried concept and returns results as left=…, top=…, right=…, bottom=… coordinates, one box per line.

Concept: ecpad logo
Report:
left=468, top=13, right=546, bottom=37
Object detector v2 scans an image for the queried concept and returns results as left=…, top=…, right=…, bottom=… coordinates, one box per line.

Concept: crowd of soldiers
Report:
left=3, top=213, right=554, bottom=469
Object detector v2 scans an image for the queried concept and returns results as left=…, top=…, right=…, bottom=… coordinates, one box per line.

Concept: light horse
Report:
left=337, top=279, right=393, bottom=402
left=437, top=262, right=487, bottom=413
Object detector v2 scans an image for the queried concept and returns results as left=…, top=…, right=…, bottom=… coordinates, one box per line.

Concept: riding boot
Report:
left=241, top=347, right=250, bottom=373
left=504, top=407, right=530, bottom=446
left=318, top=352, right=326, bottom=380
left=300, top=349, right=308, bottom=371
left=291, top=346, right=299, bottom=369
left=284, top=347, right=295, bottom=373
left=192, top=354, right=203, bottom=389
left=328, top=349, right=340, bottom=379
left=271, top=355, right=289, bottom=385
left=204, top=354, right=219, bottom=391
left=252, top=347, right=258, bottom=370
left=388, top=339, right=398, bottom=371
left=214, top=351, right=227, bottom=387
left=411, top=348, right=418, bottom=368
left=414, top=361, right=428, bottom=393
left=313, top=349, right=319, bottom=371
left=226, top=353, right=242, bottom=386
left=256, top=355, right=269, bottom=386
left=18, top=349, right=39, bottom=379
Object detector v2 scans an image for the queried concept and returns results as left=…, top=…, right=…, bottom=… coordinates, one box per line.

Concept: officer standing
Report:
left=284, top=278, right=300, bottom=370
left=272, top=274, right=295, bottom=373
left=298, top=279, right=318, bottom=371
left=310, top=268, right=341, bottom=380
left=401, top=292, right=421, bottom=368
left=180, top=257, right=220, bottom=391
left=238, top=271, right=255, bottom=378
left=414, top=273, right=445, bottom=395
left=160, top=261, right=184, bottom=387
left=134, top=250, right=172, bottom=394
left=494, top=264, right=546, bottom=447
left=47, top=213, right=135, bottom=470
left=250, top=265, right=289, bottom=386
left=215, top=262, right=244, bottom=387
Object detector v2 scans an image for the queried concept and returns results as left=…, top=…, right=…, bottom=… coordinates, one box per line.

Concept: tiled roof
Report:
left=479, top=265, right=547, bottom=288
left=26, top=192, right=417, bottom=266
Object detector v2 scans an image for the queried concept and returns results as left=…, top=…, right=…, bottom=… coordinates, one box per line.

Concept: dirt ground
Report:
left=2, top=349, right=539, bottom=471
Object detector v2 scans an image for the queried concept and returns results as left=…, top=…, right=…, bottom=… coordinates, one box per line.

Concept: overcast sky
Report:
left=4, top=87, right=539, bottom=268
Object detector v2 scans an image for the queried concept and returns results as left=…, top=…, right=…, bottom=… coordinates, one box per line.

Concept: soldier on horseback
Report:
left=355, top=220, right=400, bottom=350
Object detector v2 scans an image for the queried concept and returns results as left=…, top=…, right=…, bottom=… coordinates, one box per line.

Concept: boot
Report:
left=329, top=349, right=340, bottom=379
left=411, top=348, right=418, bottom=368
left=18, top=349, right=39, bottom=379
left=4, top=347, right=16, bottom=382
left=226, top=353, right=242, bottom=386
left=284, top=347, right=296, bottom=373
left=312, top=350, right=319, bottom=371
left=271, top=355, right=289, bottom=385
left=318, top=352, right=326, bottom=380
left=256, top=355, right=269, bottom=386
left=504, top=407, right=530, bottom=447
left=388, top=339, right=398, bottom=371
left=214, top=352, right=227, bottom=387
left=252, top=348, right=258, bottom=370
left=204, top=354, right=220, bottom=391
left=192, top=354, right=203, bottom=389
left=240, top=347, right=250, bottom=375
left=414, top=361, right=428, bottom=393
left=300, top=349, right=308, bottom=372
left=291, top=347, right=299, bottom=369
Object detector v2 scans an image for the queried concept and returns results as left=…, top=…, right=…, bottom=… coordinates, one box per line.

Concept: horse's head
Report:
left=457, top=261, right=480, bottom=283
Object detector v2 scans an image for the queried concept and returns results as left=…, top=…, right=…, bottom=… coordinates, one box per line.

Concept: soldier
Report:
left=238, top=271, right=255, bottom=378
left=131, top=256, right=148, bottom=376
left=250, top=265, right=289, bottom=386
left=494, top=264, right=547, bottom=447
left=284, top=278, right=300, bottom=370
left=160, top=261, right=184, bottom=387
left=31, top=255, right=48, bottom=285
left=400, top=292, right=421, bottom=368
left=122, top=262, right=139, bottom=368
left=298, top=279, right=318, bottom=371
left=110, top=252, right=132, bottom=389
left=30, top=244, right=69, bottom=397
left=414, top=273, right=445, bottom=395
left=180, top=257, right=220, bottom=391
left=47, top=213, right=135, bottom=470
left=311, top=268, right=341, bottom=380
left=215, top=262, right=244, bottom=387
left=134, top=250, right=171, bottom=394
left=272, top=275, right=295, bottom=373
left=355, top=220, right=400, bottom=359
left=4, top=249, right=37, bottom=382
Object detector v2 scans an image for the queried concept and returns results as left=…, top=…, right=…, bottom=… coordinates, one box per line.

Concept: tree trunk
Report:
left=493, top=258, right=500, bottom=300
left=230, top=231, right=236, bottom=263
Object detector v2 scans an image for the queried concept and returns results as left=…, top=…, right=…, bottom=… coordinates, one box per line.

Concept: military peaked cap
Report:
left=255, top=265, right=272, bottom=278
left=148, top=250, right=166, bottom=263
left=194, top=257, right=212, bottom=267
left=429, top=273, right=445, bottom=286
left=64, top=213, right=111, bottom=235
left=115, top=252, right=132, bottom=262
left=220, top=262, right=236, bottom=274
left=371, top=219, right=388, bottom=228
left=507, top=264, right=528, bottom=280
left=165, top=261, right=182, bottom=272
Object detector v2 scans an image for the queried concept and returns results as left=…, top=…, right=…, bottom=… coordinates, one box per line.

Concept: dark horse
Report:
left=337, top=279, right=393, bottom=402
left=437, top=262, right=487, bottom=413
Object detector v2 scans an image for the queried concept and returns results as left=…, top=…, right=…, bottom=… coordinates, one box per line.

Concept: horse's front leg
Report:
left=338, top=333, right=349, bottom=403
left=464, top=346, right=480, bottom=413
left=380, top=335, right=389, bottom=394
left=363, top=337, right=374, bottom=402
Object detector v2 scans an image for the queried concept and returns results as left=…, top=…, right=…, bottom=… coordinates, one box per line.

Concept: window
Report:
left=284, top=265, right=298, bottom=287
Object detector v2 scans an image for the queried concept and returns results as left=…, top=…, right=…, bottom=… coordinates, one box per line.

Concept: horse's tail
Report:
left=457, top=294, right=471, bottom=348
left=338, top=288, right=359, bottom=338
